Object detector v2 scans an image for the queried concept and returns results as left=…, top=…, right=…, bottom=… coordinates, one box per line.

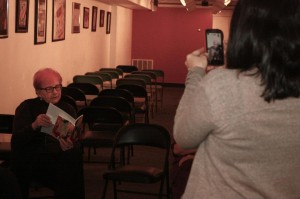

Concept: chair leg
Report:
left=101, top=179, right=108, bottom=199
left=88, top=147, right=91, bottom=161
left=113, top=180, right=118, bottom=199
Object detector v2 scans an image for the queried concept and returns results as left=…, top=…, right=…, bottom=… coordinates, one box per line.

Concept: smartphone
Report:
left=205, top=29, right=225, bottom=66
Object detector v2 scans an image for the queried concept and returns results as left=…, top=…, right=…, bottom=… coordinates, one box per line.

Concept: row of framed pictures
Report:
left=0, top=0, right=111, bottom=45
left=73, top=3, right=111, bottom=34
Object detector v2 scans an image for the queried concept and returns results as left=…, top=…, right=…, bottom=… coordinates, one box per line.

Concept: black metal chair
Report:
left=101, top=123, right=171, bottom=199
left=0, top=114, right=14, bottom=166
left=85, top=72, right=113, bottom=89
left=99, top=68, right=124, bottom=78
left=124, top=74, right=155, bottom=117
left=116, top=84, right=150, bottom=124
left=73, top=75, right=104, bottom=91
left=116, top=65, right=138, bottom=74
left=90, top=96, right=135, bottom=124
left=62, top=87, right=87, bottom=110
left=61, top=95, right=78, bottom=113
left=78, top=107, right=126, bottom=162
left=143, top=69, right=165, bottom=109
left=67, top=82, right=99, bottom=105
left=67, top=82, right=99, bottom=96
left=98, top=89, right=135, bottom=109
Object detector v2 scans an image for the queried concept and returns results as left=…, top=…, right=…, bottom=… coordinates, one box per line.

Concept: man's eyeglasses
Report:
left=39, top=84, right=62, bottom=93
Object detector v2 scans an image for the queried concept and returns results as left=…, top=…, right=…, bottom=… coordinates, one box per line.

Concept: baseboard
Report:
left=162, top=83, right=185, bottom=88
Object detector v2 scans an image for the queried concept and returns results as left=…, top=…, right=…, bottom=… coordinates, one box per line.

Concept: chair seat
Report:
left=81, top=130, right=117, bottom=147
left=103, top=165, right=163, bottom=183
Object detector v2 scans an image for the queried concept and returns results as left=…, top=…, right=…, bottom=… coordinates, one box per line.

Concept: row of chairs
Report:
left=72, top=66, right=165, bottom=110
left=61, top=86, right=171, bottom=198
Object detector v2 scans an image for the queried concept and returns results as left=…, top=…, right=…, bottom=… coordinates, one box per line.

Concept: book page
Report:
left=41, top=103, right=76, bottom=136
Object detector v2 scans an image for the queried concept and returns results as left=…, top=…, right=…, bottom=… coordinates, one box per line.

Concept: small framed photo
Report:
left=91, top=6, right=97, bottom=32
left=99, top=9, right=105, bottom=27
left=34, top=0, right=47, bottom=44
left=106, top=11, right=111, bottom=34
left=0, top=0, right=8, bottom=38
left=16, top=0, right=29, bottom=33
left=83, top=7, right=89, bottom=29
left=72, top=2, right=80, bottom=33
left=52, top=0, right=66, bottom=42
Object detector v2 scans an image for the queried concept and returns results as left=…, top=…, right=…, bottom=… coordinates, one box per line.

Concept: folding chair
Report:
left=101, top=123, right=171, bottom=199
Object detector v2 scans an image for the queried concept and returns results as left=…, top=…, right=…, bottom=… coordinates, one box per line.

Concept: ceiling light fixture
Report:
left=224, top=0, right=231, bottom=6
left=180, top=0, right=186, bottom=6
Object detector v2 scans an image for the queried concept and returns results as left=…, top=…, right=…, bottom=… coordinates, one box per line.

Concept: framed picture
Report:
left=16, top=0, right=29, bottom=33
left=91, top=6, right=97, bottom=32
left=0, top=0, right=8, bottom=38
left=72, top=2, right=80, bottom=33
left=34, top=0, right=47, bottom=44
left=52, top=0, right=66, bottom=41
left=99, top=9, right=105, bottom=27
left=83, top=7, right=89, bottom=29
left=106, top=11, right=111, bottom=34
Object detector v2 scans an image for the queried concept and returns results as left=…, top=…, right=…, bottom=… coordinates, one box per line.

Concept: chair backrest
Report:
left=67, top=82, right=99, bottom=95
left=98, top=89, right=134, bottom=106
left=61, top=95, right=78, bottom=113
left=115, top=123, right=170, bottom=148
left=132, top=71, right=157, bottom=81
left=90, top=96, right=134, bottom=123
left=116, top=65, right=138, bottom=73
left=86, top=72, right=112, bottom=82
left=99, top=68, right=123, bottom=78
left=62, top=87, right=87, bottom=105
left=99, top=71, right=119, bottom=79
left=116, top=84, right=148, bottom=100
left=143, top=69, right=164, bottom=84
left=116, top=78, right=146, bottom=88
left=111, top=123, right=171, bottom=168
left=78, top=106, right=124, bottom=131
left=73, top=75, right=104, bottom=90
left=124, top=74, right=152, bottom=85
left=0, top=114, right=14, bottom=133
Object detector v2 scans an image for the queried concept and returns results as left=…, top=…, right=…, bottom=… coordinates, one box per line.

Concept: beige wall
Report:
left=213, top=10, right=233, bottom=48
left=0, top=0, right=133, bottom=114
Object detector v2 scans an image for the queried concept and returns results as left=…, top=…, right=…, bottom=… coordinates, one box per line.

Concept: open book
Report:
left=41, top=103, right=83, bottom=141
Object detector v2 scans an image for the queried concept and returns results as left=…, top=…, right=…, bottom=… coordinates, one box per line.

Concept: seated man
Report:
left=10, top=68, right=85, bottom=199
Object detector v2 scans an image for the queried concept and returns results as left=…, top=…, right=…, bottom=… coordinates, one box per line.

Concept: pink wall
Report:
left=132, top=8, right=212, bottom=84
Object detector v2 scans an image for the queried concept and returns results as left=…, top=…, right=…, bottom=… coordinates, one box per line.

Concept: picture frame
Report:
left=99, top=9, right=105, bottom=27
left=34, top=0, right=47, bottom=44
left=52, top=0, right=66, bottom=42
left=83, top=7, right=89, bottom=29
left=16, top=0, right=29, bottom=33
left=106, top=12, right=111, bottom=34
left=0, top=0, right=8, bottom=38
left=91, top=6, right=97, bottom=32
left=72, top=2, right=80, bottom=33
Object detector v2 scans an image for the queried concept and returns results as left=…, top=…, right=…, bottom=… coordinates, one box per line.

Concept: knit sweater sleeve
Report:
left=173, top=67, right=215, bottom=149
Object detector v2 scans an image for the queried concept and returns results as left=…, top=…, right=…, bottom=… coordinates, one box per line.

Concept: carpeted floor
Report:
left=29, top=86, right=184, bottom=199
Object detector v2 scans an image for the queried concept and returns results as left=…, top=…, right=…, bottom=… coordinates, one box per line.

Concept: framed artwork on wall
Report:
left=52, top=0, right=66, bottom=41
left=0, top=0, right=8, bottom=38
left=72, top=2, right=80, bottom=33
left=91, top=6, right=97, bottom=32
left=34, top=0, right=47, bottom=44
left=106, top=11, right=111, bottom=34
left=99, top=9, right=105, bottom=27
left=16, top=0, right=29, bottom=33
left=83, top=7, right=89, bottom=29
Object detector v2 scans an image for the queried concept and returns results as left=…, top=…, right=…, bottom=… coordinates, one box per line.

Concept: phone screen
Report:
left=206, top=29, right=224, bottom=66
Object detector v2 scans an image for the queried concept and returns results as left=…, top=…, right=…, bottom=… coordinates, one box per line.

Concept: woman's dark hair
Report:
left=226, top=0, right=300, bottom=102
